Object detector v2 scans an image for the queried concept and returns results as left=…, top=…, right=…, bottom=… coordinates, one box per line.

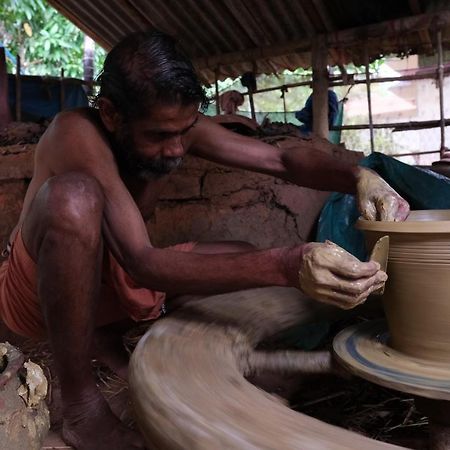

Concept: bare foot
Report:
left=62, top=389, right=145, bottom=450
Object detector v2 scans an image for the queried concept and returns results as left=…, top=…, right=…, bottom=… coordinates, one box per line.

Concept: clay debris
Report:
left=0, top=122, right=48, bottom=147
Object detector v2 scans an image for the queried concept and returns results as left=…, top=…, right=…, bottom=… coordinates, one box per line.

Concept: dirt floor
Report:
left=16, top=315, right=428, bottom=450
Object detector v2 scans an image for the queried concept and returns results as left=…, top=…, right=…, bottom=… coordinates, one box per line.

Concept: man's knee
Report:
left=25, top=172, right=104, bottom=246
left=45, top=172, right=104, bottom=227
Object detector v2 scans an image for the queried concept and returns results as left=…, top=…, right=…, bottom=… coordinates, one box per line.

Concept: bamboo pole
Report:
left=15, top=55, right=21, bottom=122
left=241, top=67, right=450, bottom=98
left=281, top=87, right=287, bottom=123
left=248, top=88, right=256, bottom=121
left=365, top=47, right=375, bottom=153
left=312, top=34, right=329, bottom=139
left=60, top=68, right=65, bottom=112
left=215, top=67, right=220, bottom=115
left=331, top=118, right=450, bottom=131
left=437, top=30, right=447, bottom=157
left=246, top=67, right=257, bottom=121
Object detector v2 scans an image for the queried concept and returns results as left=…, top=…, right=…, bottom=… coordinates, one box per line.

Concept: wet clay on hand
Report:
left=356, top=167, right=410, bottom=222
left=298, top=241, right=387, bottom=309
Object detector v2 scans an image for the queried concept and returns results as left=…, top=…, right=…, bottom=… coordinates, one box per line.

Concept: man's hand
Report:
left=298, top=241, right=387, bottom=309
left=356, top=167, right=410, bottom=221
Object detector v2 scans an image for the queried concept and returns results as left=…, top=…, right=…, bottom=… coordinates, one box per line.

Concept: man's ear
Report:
left=97, top=97, right=122, bottom=132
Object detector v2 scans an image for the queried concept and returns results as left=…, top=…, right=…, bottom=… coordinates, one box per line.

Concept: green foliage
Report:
left=1, top=0, right=105, bottom=78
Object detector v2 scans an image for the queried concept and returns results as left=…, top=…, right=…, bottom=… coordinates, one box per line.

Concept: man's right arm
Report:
left=43, top=112, right=385, bottom=305
left=43, top=112, right=296, bottom=295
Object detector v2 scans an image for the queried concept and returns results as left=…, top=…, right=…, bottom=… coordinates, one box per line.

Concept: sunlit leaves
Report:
left=1, top=0, right=105, bottom=78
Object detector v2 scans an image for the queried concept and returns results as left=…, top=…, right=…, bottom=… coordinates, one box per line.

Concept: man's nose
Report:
left=162, top=136, right=184, bottom=158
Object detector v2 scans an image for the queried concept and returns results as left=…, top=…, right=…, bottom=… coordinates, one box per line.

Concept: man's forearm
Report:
left=129, top=246, right=303, bottom=295
left=280, top=146, right=359, bottom=194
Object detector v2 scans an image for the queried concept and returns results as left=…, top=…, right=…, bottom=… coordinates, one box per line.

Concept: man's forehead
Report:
left=138, top=103, right=199, bottom=132
left=143, top=114, right=198, bottom=134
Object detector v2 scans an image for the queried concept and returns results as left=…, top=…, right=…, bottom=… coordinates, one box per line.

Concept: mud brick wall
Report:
left=0, top=139, right=363, bottom=255
left=147, top=156, right=330, bottom=248
left=0, top=144, right=34, bottom=254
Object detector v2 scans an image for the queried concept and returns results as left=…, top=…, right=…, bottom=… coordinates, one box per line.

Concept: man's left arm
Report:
left=187, top=115, right=409, bottom=221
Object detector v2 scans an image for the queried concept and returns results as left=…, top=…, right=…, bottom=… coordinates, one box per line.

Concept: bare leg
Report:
left=22, top=172, right=144, bottom=450
left=92, top=320, right=135, bottom=381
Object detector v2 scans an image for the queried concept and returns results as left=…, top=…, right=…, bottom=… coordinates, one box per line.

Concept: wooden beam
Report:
left=312, top=34, right=329, bottom=139
left=193, top=11, right=450, bottom=71
left=408, top=0, right=433, bottom=53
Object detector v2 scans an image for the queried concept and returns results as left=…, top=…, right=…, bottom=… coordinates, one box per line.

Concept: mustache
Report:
left=140, top=156, right=183, bottom=174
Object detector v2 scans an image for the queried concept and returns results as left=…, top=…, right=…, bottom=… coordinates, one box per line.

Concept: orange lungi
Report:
left=0, top=229, right=196, bottom=339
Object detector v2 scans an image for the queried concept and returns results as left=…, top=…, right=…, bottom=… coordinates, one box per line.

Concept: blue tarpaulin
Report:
left=316, top=153, right=450, bottom=261
left=8, top=74, right=89, bottom=121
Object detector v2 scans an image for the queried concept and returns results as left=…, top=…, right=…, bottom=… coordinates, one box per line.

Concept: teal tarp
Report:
left=316, top=153, right=450, bottom=261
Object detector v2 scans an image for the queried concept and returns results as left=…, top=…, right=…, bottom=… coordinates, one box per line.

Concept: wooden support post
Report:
left=15, top=55, right=21, bottom=122
left=248, top=89, right=256, bottom=121
left=60, top=68, right=65, bottom=112
left=215, top=68, right=220, bottom=115
left=437, top=30, right=447, bottom=157
left=83, top=34, right=95, bottom=96
left=0, top=47, right=12, bottom=127
left=281, top=87, right=287, bottom=123
left=365, top=47, right=375, bottom=153
left=312, top=34, right=329, bottom=139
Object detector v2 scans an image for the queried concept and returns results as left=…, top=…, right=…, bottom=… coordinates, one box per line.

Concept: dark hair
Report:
left=96, top=31, right=208, bottom=119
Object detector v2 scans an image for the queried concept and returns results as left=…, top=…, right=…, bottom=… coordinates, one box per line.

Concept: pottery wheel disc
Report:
left=333, top=320, right=450, bottom=401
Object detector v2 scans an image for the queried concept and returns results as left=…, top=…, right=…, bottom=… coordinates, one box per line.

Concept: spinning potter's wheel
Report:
left=333, top=320, right=450, bottom=400
left=334, top=210, right=450, bottom=450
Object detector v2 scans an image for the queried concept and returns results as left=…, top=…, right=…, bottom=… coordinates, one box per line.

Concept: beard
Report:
left=111, top=127, right=183, bottom=179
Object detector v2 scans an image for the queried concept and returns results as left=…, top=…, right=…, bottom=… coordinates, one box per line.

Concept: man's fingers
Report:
left=318, top=279, right=387, bottom=309
left=360, top=199, right=377, bottom=221
left=329, top=258, right=380, bottom=279
left=377, top=195, right=396, bottom=221
left=334, top=271, right=387, bottom=295
left=395, top=199, right=410, bottom=222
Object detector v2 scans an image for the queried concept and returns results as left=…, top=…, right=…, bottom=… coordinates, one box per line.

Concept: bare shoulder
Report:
left=48, top=108, right=104, bottom=141
left=36, top=108, right=116, bottom=176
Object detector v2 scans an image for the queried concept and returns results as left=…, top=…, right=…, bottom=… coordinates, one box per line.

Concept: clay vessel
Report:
left=0, top=342, right=50, bottom=449
left=357, top=210, right=450, bottom=363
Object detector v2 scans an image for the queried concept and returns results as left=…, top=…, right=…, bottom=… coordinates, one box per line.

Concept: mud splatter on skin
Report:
left=299, top=241, right=387, bottom=309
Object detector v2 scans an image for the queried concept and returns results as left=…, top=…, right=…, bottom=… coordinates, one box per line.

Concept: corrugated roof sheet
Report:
left=47, top=0, right=450, bottom=83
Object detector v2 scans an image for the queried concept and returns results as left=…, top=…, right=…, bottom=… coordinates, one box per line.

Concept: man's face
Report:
left=111, top=102, right=199, bottom=179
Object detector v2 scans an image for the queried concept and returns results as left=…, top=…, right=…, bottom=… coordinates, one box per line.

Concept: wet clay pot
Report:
left=357, top=210, right=450, bottom=363
left=0, top=342, right=50, bottom=449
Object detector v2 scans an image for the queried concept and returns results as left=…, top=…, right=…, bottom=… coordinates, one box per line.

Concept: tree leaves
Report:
left=1, top=0, right=105, bottom=78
